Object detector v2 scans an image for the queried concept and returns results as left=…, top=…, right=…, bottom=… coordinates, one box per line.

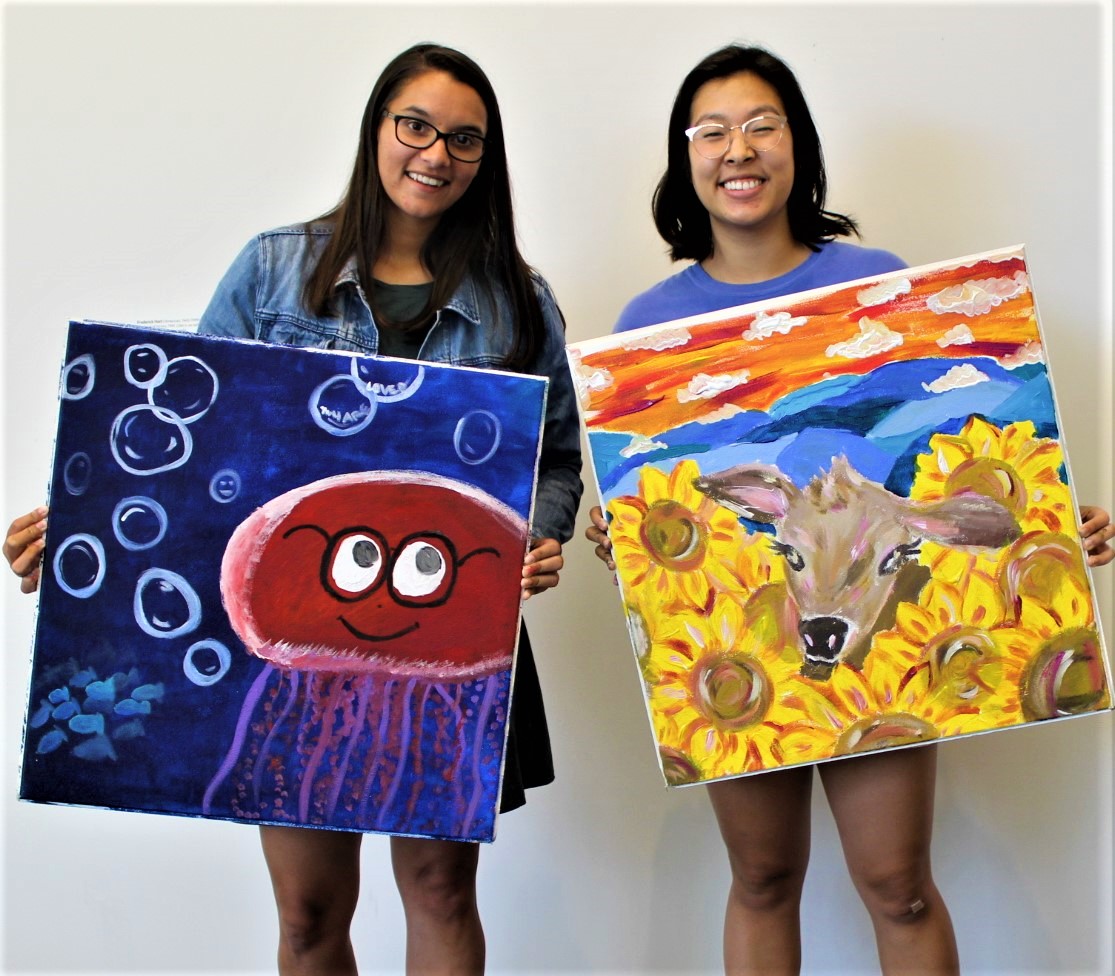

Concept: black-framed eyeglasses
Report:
left=684, top=115, right=787, bottom=159
left=383, top=111, right=486, bottom=163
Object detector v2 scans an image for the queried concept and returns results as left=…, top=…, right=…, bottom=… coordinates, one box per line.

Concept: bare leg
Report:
left=821, top=746, right=959, bottom=975
left=706, top=766, right=814, bottom=975
left=390, top=836, right=484, bottom=975
left=259, top=825, right=362, bottom=975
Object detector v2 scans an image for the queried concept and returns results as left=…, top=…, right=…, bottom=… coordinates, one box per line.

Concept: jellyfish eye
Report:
left=329, top=532, right=386, bottom=597
left=391, top=534, right=456, bottom=605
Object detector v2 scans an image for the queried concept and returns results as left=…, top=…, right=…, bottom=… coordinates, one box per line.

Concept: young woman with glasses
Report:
left=5, top=42, right=582, bottom=975
left=585, top=43, right=1113, bottom=975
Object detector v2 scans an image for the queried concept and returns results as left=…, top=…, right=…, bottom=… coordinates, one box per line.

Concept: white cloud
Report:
left=742, top=310, right=808, bottom=341
left=857, top=277, right=912, bottom=307
left=999, top=340, right=1045, bottom=370
left=825, top=317, right=903, bottom=360
left=571, top=360, right=613, bottom=406
left=619, top=434, right=668, bottom=458
left=621, top=327, right=692, bottom=351
left=921, top=364, right=990, bottom=393
left=926, top=271, right=1030, bottom=317
left=937, top=324, right=974, bottom=347
left=677, top=370, right=750, bottom=402
left=695, top=403, right=746, bottom=424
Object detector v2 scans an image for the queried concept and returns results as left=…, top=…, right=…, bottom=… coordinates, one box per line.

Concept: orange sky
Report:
left=570, top=251, right=1044, bottom=439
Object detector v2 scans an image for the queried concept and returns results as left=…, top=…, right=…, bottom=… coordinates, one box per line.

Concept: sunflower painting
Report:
left=567, top=246, right=1110, bottom=785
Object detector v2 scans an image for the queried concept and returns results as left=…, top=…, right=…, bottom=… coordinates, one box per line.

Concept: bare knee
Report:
left=394, top=845, right=479, bottom=925
left=729, top=858, right=807, bottom=913
left=853, top=860, right=934, bottom=923
left=274, top=888, right=358, bottom=958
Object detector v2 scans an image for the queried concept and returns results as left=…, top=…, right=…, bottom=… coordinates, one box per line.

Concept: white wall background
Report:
left=2, top=2, right=1112, bottom=973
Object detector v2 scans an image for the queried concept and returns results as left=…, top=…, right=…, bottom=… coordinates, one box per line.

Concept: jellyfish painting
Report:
left=202, top=470, right=529, bottom=841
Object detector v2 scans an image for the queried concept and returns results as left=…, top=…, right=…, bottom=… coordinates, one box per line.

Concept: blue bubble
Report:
left=69, top=713, right=105, bottom=735
left=150, top=356, right=218, bottom=423
left=61, top=354, right=95, bottom=400
left=36, top=729, right=67, bottom=755
left=63, top=452, right=93, bottom=496
left=454, top=410, right=502, bottom=465
left=124, top=343, right=167, bottom=388
left=52, top=533, right=106, bottom=598
left=112, top=496, right=168, bottom=551
left=350, top=359, right=426, bottom=403
left=110, top=404, right=192, bottom=476
left=309, top=375, right=376, bottom=436
left=209, top=469, right=241, bottom=504
left=134, top=568, right=201, bottom=639
left=183, top=639, right=231, bottom=687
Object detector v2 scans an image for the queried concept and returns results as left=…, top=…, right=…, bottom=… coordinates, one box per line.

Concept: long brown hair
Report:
left=303, top=43, right=547, bottom=370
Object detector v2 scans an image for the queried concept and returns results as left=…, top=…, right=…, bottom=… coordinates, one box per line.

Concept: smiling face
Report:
left=687, top=71, right=795, bottom=245
left=376, top=69, right=487, bottom=235
left=221, top=472, right=526, bottom=678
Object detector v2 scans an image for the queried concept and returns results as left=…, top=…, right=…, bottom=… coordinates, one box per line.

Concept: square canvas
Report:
left=568, top=246, right=1111, bottom=786
left=20, top=321, right=547, bottom=842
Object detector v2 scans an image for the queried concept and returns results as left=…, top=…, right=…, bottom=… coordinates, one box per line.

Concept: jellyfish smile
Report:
left=339, top=617, right=419, bottom=643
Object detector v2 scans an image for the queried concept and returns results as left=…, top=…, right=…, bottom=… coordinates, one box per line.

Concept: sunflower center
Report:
left=834, top=714, right=936, bottom=755
left=945, top=458, right=1027, bottom=518
left=928, top=628, right=998, bottom=700
left=640, top=500, right=708, bottom=570
left=1021, top=627, right=1108, bottom=720
left=694, top=657, right=769, bottom=729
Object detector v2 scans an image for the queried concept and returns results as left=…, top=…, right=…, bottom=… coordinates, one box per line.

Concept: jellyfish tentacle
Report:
left=298, top=675, right=349, bottom=823
left=357, top=677, right=397, bottom=824
left=463, top=674, right=502, bottom=834
left=252, top=668, right=301, bottom=807
left=202, top=663, right=276, bottom=814
left=376, top=677, right=419, bottom=830
left=404, top=684, right=435, bottom=823
left=325, top=674, right=375, bottom=821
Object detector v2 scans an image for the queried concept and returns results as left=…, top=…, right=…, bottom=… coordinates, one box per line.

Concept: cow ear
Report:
left=692, top=464, right=796, bottom=523
left=902, top=494, right=1022, bottom=549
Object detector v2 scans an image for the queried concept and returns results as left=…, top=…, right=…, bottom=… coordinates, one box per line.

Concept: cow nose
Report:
left=799, top=617, right=849, bottom=666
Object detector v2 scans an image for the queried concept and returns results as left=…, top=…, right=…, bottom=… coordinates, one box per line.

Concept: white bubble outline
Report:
left=62, top=451, right=93, bottom=496
left=133, top=568, right=202, bottom=639
left=112, top=496, right=169, bottom=551
left=124, top=343, right=169, bottom=389
left=148, top=355, right=219, bottom=424
left=109, top=403, right=193, bottom=476
left=453, top=409, right=502, bottom=466
left=52, top=533, right=106, bottom=598
left=309, top=374, right=377, bottom=437
left=183, top=639, right=232, bottom=687
left=350, top=359, right=426, bottom=403
left=61, top=354, right=95, bottom=400
left=209, top=469, right=242, bottom=504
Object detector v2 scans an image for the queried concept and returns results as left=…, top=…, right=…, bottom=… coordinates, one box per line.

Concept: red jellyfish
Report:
left=202, top=471, right=528, bottom=840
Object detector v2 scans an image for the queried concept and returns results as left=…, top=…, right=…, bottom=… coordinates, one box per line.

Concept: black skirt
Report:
left=498, top=624, right=554, bottom=813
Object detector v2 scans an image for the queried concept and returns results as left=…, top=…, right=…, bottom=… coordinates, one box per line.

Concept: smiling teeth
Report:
left=408, top=172, right=447, bottom=187
left=723, top=179, right=762, bottom=190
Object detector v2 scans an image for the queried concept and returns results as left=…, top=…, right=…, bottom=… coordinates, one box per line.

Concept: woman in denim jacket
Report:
left=6, top=43, right=581, bottom=975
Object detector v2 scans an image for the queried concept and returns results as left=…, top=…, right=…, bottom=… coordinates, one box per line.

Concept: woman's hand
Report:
left=522, top=537, right=564, bottom=600
left=1080, top=505, right=1114, bottom=567
left=584, top=505, right=614, bottom=571
left=4, top=506, right=49, bottom=594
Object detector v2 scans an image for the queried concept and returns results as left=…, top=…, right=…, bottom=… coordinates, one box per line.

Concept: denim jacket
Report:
left=198, top=225, right=582, bottom=542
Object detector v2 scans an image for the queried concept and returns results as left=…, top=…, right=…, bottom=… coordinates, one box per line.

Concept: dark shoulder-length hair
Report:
left=303, top=43, right=548, bottom=371
left=653, top=44, right=859, bottom=262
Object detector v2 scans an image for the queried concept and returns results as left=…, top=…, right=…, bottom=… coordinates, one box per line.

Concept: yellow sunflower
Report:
left=910, top=417, right=1073, bottom=583
left=645, top=590, right=812, bottom=779
left=608, top=459, right=747, bottom=612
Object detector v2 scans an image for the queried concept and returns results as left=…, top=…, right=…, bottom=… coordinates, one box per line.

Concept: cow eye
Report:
left=879, top=540, right=922, bottom=576
left=770, top=540, right=805, bottom=572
